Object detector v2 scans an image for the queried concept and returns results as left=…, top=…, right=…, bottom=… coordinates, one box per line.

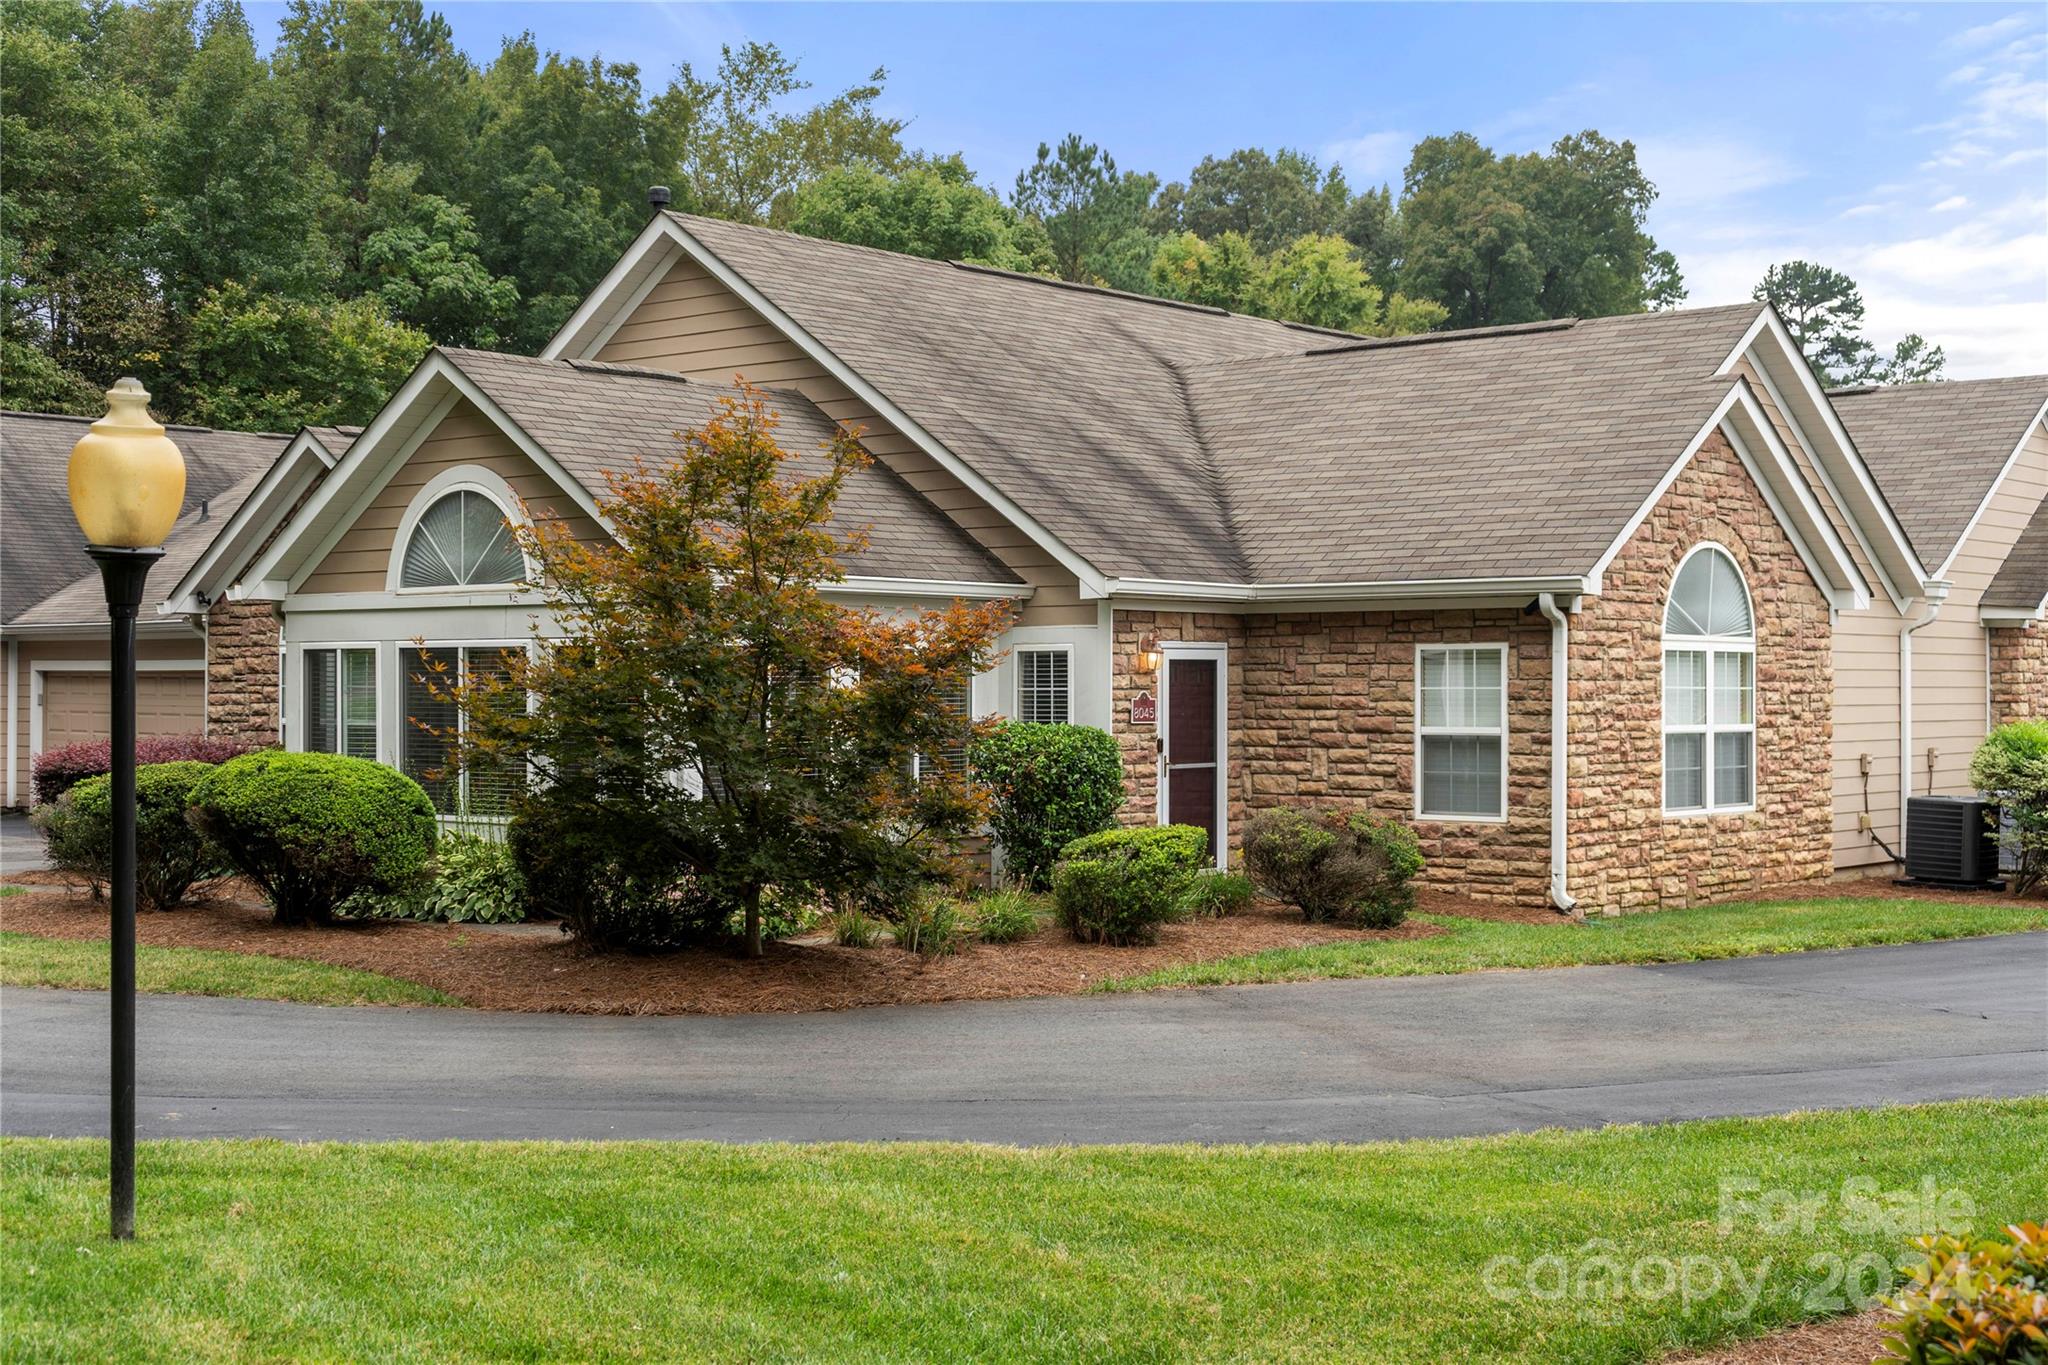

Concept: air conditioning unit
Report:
left=1904, top=796, right=2000, bottom=887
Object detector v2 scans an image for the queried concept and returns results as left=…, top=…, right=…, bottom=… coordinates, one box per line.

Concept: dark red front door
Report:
left=1164, top=656, right=1219, bottom=860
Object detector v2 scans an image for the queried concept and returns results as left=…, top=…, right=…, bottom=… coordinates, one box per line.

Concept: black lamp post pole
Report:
left=88, top=544, right=162, bottom=1242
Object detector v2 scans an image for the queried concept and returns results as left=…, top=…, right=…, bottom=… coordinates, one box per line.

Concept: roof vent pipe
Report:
left=647, top=185, right=672, bottom=214
left=1537, top=592, right=1580, bottom=916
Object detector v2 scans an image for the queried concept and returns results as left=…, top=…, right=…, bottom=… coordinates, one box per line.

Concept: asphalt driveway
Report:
left=4, top=933, right=2043, bottom=1144
left=1, top=811, right=46, bottom=874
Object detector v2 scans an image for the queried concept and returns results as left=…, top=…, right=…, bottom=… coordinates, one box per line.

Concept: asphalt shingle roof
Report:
left=1831, top=377, right=2048, bottom=570
left=9, top=470, right=265, bottom=627
left=439, top=349, right=1018, bottom=586
left=2, top=411, right=287, bottom=623
left=1984, top=497, right=2048, bottom=613
left=668, top=213, right=1772, bottom=585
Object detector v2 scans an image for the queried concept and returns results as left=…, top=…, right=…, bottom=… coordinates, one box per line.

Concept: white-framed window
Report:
left=1662, top=544, right=1755, bottom=815
left=398, top=488, right=525, bottom=590
left=402, top=644, right=526, bottom=815
left=1415, top=644, right=1508, bottom=821
left=303, top=648, right=378, bottom=760
left=912, top=673, right=973, bottom=782
left=1016, top=647, right=1071, bottom=724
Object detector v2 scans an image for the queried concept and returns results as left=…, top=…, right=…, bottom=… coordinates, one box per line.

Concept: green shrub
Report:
left=1878, top=1221, right=2046, bottom=1363
left=968, top=721, right=1125, bottom=890
left=31, top=761, right=227, bottom=912
left=827, top=908, right=880, bottom=948
left=400, top=831, right=526, bottom=923
left=1052, top=824, right=1208, bottom=946
left=1179, top=869, right=1256, bottom=918
left=1242, top=808, right=1423, bottom=928
left=507, top=791, right=726, bottom=953
left=893, top=896, right=963, bottom=957
left=187, top=752, right=438, bottom=925
left=972, top=888, right=1041, bottom=943
left=1970, top=722, right=2048, bottom=894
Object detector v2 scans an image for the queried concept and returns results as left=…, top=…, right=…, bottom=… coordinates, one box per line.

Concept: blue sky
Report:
left=252, top=2, right=2046, bottom=377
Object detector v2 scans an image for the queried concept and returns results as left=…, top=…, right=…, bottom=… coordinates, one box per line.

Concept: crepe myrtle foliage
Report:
left=441, top=383, right=1012, bottom=956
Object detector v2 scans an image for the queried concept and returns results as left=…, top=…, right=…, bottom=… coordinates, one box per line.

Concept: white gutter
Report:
left=1898, top=581, right=1952, bottom=859
left=1536, top=593, right=1579, bottom=914
left=275, top=608, right=288, bottom=748
left=1103, top=575, right=1593, bottom=604
left=5, top=638, right=16, bottom=807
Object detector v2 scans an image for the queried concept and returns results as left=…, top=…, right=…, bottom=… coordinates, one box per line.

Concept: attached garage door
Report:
left=40, top=670, right=206, bottom=754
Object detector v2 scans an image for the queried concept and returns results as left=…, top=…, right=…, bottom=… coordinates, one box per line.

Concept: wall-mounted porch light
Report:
left=1135, top=633, right=1160, bottom=674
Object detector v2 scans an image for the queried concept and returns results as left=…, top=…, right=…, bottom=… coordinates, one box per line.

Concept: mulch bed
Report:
left=1666, top=1310, right=1885, bottom=1363
left=0, top=877, right=1543, bottom=1015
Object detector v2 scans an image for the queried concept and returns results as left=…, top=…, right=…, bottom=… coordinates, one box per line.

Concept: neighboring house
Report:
left=0, top=412, right=353, bottom=807
left=6, top=212, right=2041, bottom=912
left=1826, top=380, right=2048, bottom=873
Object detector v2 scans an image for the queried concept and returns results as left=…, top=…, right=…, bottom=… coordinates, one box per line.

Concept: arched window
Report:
left=1663, top=545, right=1755, bottom=813
left=398, top=489, right=524, bottom=589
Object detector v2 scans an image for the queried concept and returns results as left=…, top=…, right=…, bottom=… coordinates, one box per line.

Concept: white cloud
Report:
left=1633, top=132, right=1804, bottom=211
left=1931, top=195, right=1969, bottom=212
left=1942, top=11, right=2031, bottom=51
left=1320, top=131, right=1412, bottom=183
left=1840, top=203, right=1886, bottom=218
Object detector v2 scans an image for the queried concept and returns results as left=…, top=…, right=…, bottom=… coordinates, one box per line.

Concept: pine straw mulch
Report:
left=1665, top=1309, right=1887, bottom=1364
left=0, top=878, right=1557, bottom=1016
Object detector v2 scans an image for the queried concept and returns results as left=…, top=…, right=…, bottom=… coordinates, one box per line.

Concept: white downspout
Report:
left=275, top=607, right=288, bottom=748
left=1898, top=581, right=1951, bottom=861
left=1537, top=593, right=1579, bottom=914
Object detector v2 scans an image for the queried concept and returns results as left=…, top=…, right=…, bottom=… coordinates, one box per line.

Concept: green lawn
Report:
left=0, top=931, right=458, bottom=1008
left=1102, top=896, right=2048, bottom=993
left=4, top=1101, right=2041, bottom=1362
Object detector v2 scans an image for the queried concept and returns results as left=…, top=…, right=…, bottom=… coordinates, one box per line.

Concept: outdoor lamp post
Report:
left=66, top=377, right=185, bottom=1241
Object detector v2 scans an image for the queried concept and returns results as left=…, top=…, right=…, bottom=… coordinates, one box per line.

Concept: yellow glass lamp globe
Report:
left=67, top=378, right=186, bottom=549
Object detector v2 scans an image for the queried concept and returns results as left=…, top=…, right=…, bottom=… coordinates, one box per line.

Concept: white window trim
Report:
left=1413, top=643, right=1511, bottom=824
left=386, top=465, right=534, bottom=595
left=1661, top=543, right=1758, bottom=818
left=1014, top=643, right=1074, bottom=725
left=297, top=643, right=383, bottom=762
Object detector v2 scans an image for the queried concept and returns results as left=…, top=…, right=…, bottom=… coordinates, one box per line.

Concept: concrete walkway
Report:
left=4, top=933, right=2043, bottom=1145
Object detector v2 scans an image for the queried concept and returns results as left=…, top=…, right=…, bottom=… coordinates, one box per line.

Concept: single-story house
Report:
left=5, top=211, right=2042, bottom=912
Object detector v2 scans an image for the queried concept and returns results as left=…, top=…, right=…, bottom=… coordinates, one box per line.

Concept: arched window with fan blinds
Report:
left=1662, top=545, right=1755, bottom=814
left=399, top=489, right=525, bottom=589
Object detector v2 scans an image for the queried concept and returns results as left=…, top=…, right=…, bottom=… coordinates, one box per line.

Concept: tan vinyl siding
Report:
left=595, top=255, right=1092, bottom=625
left=1734, top=360, right=1904, bottom=873
left=1911, top=423, right=2048, bottom=798
left=301, top=400, right=603, bottom=595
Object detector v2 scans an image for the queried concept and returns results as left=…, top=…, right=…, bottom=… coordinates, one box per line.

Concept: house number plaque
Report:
left=1130, top=691, right=1157, bottom=726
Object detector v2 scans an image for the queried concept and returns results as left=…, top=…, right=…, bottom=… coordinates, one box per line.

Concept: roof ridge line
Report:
left=1304, top=318, right=1578, bottom=357
left=947, top=260, right=1234, bottom=317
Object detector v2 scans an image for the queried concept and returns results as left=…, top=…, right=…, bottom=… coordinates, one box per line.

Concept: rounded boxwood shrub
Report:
left=187, top=751, right=438, bottom=925
left=1242, top=808, right=1424, bottom=928
left=1970, top=720, right=2048, bottom=894
left=967, top=720, right=1125, bottom=890
left=35, top=761, right=229, bottom=912
left=1052, top=823, right=1209, bottom=946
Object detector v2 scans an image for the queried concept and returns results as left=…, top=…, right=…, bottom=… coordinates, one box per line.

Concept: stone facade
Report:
left=1107, top=434, right=1837, bottom=914
left=1988, top=623, right=2048, bottom=725
left=205, top=598, right=281, bottom=744
left=1566, top=433, right=1835, bottom=911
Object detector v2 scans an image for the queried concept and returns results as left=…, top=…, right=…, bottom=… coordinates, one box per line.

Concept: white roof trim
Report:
left=543, top=214, right=1113, bottom=599
left=1981, top=603, right=2046, bottom=627
left=243, top=353, right=612, bottom=594
left=1932, top=396, right=2048, bottom=581
left=1103, top=574, right=1592, bottom=603
left=1587, top=383, right=1868, bottom=611
left=159, top=428, right=341, bottom=616
left=1719, top=307, right=1929, bottom=596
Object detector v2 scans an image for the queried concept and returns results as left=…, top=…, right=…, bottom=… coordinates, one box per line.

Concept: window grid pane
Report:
left=401, top=491, right=521, bottom=589
left=1421, top=735, right=1503, bottom=818
left=304, top=650, right=338, bottom=754
left=402, top=648, right=459, bottom=813
left=341, top=649, right=377, bottom=760
left=462, top=649, right=524, bottom=815
left=1018, top=649, right=1070, bottom=725
left=1714, top=732, right=1754, bottom=808
left=1665, top=733, right=1706, bottom=810
left=1419, top=647, right=1502, bottom=731
left=1664, top=649, right=1706, bottom=726
left=1712, top=651, right=1753, bottom=726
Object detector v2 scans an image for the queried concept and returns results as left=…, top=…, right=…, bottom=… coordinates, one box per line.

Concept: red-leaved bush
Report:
left=32, top=734, right=268, bottom=804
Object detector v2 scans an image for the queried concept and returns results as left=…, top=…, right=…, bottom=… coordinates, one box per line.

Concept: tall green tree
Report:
left=350, top=160, right=517, bottom=348
left=782, top=155, right=1054, bottom=273
left=1754, top=261, right=1946, bottom=386
left=1012, top=134, right=1159, bottom=284
left=174, top=281, right=430, bottom=430
left=673, top=43, right=905, bottom=225
left=1153, top=147, right=1346, bottom=255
